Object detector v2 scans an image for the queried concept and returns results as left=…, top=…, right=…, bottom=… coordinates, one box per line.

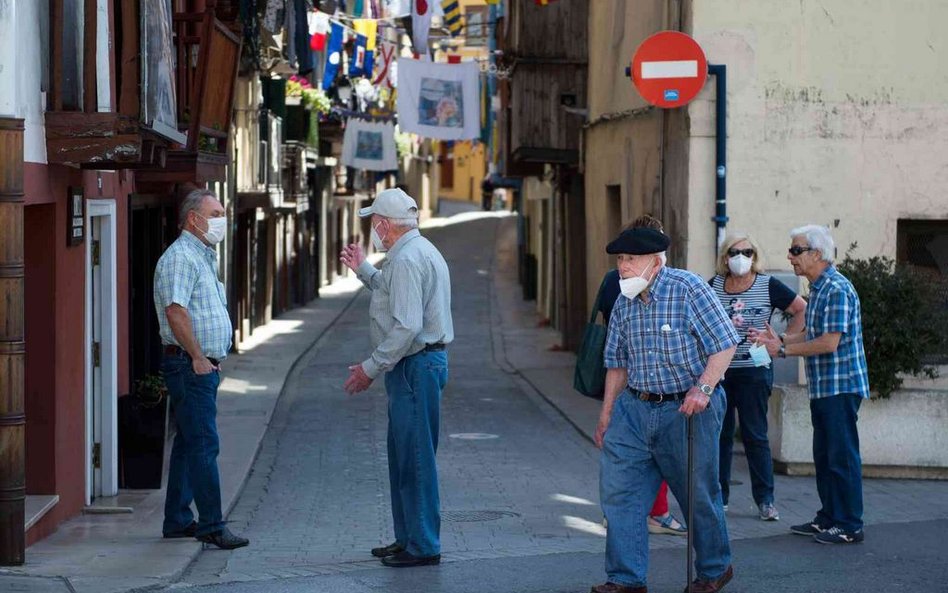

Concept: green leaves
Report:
left=838, top=243, right=948, bottom=398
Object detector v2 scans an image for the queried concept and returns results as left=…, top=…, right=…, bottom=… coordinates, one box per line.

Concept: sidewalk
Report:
left=0, top=276, right=368, bottom=593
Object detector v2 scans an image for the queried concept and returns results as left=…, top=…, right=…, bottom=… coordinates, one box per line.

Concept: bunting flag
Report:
left=342, top=118, right=398, bottom=171
left=372, top=41, right=397, bottom=88
left=353, top=19, right=377, bottom=76
left=535, top=0, right=557, bottom=4
left=442, top=0, right=462, bottom=37
left=348, top=34, right=369, bottom=77
left=308, top=10, right=331, bottom=52
left=397, top=58, right=480, bottom=140
left=321, top=21, right=345, bottom=89
left=484, top=0, right=498, bottom=4
left=410, top=0, right=433, bottom=55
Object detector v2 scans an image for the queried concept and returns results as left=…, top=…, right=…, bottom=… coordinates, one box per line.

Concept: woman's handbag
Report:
left=573, top=277, right=610, bottom=397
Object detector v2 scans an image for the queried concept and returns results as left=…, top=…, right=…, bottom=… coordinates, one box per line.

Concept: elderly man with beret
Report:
left=591, top=228, right=739, bottom=593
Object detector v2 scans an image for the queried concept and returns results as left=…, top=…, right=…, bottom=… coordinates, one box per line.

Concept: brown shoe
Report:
left=683, top=565, right=733, bottom=593
left=591, top=582, right=647, bottom=593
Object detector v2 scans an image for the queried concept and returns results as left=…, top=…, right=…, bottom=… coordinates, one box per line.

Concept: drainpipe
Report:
left=708, top=64, right=727, bottom=254
left=0, top=117, right=25, bottom=566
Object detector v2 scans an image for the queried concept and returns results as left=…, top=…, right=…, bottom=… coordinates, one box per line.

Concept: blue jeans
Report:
left=385, top=350, right=448, bottom=557
left=600, top=390, right=730, bottom=587
left=719, top=366, right=775, bottom=505
left=161, top=353, right=224, bottom=537
left=811, top=394, right=864, bottom=532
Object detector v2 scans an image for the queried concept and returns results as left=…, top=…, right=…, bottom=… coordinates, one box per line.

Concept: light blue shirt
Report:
left=153, top=231, right=232, bottom=360
left=356, top=229, right=454, bottom=379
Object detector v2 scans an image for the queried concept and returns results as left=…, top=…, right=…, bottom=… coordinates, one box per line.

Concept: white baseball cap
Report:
left=358, top=188, right=419, bottom=219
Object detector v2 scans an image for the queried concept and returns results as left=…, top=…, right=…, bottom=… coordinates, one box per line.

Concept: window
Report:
left=464, top=7, right=487, bottom=47
left=897, top=219, right=948, bottom=278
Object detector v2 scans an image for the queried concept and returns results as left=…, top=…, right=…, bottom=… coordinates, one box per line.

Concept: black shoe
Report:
left=380, top=550, right=441, bottom=568
left=197, top=527, right=250, bottom=550
left=371, top=542, right=405, bottom=558
left=163, top=521, right=198, bottom=539
left=790, top=521, right=827, bottom=536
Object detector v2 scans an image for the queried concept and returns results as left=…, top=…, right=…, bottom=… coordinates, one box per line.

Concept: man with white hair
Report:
left=751, top=224, right=869, bottom=545
left=339, top=187, right=454, bottom=568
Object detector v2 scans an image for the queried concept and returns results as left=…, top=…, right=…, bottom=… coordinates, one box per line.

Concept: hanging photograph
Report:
left=397, top=59, right=480, bottom=140
left=342, top=119, right=398, bottom=171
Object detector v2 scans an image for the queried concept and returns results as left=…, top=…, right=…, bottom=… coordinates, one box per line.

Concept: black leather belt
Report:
left=164, top=344, right=219, bottom=367
left=424, top=343, right=446, bottom=352
left=629, top=388, right=688, bottom=403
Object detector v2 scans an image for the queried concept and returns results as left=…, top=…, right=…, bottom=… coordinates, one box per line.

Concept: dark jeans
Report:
left=161, top=353, right=224, bottom=537
left=811, top=393, right=864, bottom=532
left=719, top=366, right=775, bottom=506
left=385, top=350, right=449, bottom=557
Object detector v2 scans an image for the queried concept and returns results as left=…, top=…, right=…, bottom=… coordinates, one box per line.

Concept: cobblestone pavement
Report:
left=170, top=214, right=948, bottom=592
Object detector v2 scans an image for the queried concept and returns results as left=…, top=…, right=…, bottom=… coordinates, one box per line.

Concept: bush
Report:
left=837, top=244, right=948, bottom=398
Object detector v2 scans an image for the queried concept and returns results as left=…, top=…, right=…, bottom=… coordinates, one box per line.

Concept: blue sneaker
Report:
left=814, top=526, right=864, bottom=544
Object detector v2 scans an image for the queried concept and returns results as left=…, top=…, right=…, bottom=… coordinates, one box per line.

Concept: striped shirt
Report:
left=710, top=273, right=797, bottom=368
left=153, top=231, right=233, bottom=360
left=356, top=229, right=454, bottom=379
left=804, top=266, right=870, bottom=400
left=604, top=267, right=740, bottom=394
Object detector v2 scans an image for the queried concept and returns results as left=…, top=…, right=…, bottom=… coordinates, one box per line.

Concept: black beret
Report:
left=606, top=227, right=671, bottom=255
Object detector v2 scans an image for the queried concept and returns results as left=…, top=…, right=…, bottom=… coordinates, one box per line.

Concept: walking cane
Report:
left=686, top=414, right=695, bottom=593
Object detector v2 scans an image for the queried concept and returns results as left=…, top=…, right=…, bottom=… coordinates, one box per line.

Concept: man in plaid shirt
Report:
left=753, top=224, right=869, bottom=545
left=592, top=227, right=739, bottom=593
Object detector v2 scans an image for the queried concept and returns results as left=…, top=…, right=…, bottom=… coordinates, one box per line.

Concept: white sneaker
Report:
left=758, top=502, right=780, bottom=521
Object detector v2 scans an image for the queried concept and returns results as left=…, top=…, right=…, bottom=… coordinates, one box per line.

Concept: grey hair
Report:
left=790, top=224, right=836, bottom=263
left=383, top=216, right=419, bottom=230
left=179, top=189, right=217, bottom=227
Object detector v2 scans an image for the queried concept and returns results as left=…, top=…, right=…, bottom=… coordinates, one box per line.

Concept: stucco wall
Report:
left=687, top=1, right=948, bottom=278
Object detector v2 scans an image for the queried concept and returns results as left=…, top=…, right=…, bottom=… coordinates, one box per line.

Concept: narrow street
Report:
left=155, top=215, right=946, bottom=593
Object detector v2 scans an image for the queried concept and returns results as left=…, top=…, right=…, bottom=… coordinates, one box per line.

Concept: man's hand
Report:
left=344, top=363, right=373, bottom=395
left=679, top=386, right=711, bottom=417
left=339, top=243, right=366, bottom=272
left=748, top=322, right=781, bottom=356
left=594, top=414, right=610, bottom=450
left=192, top=356, right=219, bottom=375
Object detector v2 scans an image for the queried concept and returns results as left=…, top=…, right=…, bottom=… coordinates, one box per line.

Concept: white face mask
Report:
left=619, top=259, right=656, bottom=299
left=728, top=254, right=753, bottom=276
left=197, top=213, right=227, bottom=245
left=371, top=222, right=387, bottom=252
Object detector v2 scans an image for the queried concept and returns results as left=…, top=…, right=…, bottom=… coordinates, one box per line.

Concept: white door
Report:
left=86, top=200, right=118, bottom=503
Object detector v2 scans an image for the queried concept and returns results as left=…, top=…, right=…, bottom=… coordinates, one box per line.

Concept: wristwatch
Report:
left=778, top=344, right=787, bottom=358
left=697, top=383, right=714, bottom=396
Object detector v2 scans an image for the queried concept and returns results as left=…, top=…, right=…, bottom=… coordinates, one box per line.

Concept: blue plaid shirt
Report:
left=154, top=231, right=232, bottom=360
left=804, top=266, right=870, bottom=400
left=604, top=267, right=740, bottom=394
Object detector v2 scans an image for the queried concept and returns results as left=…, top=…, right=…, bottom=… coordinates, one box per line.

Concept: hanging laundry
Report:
left=263, top=0, right=284, bottom=33
left=442, top=1, right=462, bottom=37
left=382, top=0, right=409, bottom=18
left=342, top=118, right=398, bottom=171
left=372, top=41, right=397, bottom=88
left=322, top=21, right=345, bottom=90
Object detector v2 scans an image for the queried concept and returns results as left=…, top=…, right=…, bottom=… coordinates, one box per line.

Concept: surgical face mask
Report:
left=197, top=213, right=227, bottom=245
left=748, top=342, right=772, bottom=367
left=619, top=259, right=656, bottom=299
left=371, top=222, right=387, bottom=252
left=728, top=254, right=753, bottom=276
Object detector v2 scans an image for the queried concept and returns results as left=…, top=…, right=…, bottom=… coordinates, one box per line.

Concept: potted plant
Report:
left=118, top=373, right=171, bottom=489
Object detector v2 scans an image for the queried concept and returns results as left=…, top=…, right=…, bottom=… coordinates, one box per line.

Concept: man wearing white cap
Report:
left=339, top=187, right=454, bottom=568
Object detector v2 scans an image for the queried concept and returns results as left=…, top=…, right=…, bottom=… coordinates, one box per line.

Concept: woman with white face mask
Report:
left=710, top=234, right=807, bottom=522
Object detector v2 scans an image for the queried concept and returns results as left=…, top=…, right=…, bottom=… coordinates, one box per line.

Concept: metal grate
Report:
left=442, top=510, right=520, bottom=523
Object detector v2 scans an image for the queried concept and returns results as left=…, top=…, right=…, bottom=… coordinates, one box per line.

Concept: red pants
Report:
left=650, top=481, right=669, bottom=516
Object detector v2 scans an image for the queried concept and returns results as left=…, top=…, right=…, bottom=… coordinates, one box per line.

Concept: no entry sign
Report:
left=630, top=31, right=708, bottom=108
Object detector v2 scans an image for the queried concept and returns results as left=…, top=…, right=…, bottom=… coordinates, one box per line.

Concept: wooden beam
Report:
left=0, top=117, right=26, bottom=566
left=118, top=0, right=140, bottom=117
left=83, top=0, right=97, bottom=112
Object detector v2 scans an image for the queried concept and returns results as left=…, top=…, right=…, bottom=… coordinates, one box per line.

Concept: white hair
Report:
left=790, top=224, right=836, bottom=263
left=384, top=216, right=419, bottom=229
left=179, top=189, right=217, bottom=227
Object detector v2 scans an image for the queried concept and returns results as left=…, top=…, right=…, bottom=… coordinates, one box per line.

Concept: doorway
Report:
left=86, top=200, right=118, bottom=502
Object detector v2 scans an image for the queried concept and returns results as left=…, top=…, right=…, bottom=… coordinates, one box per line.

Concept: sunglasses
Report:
left=727, top=248, right=755, bottom=258
left=788, top=246, right=813, bottom=256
